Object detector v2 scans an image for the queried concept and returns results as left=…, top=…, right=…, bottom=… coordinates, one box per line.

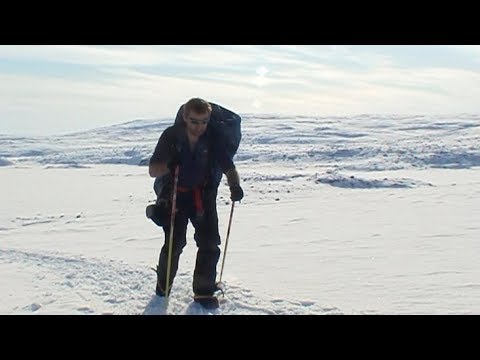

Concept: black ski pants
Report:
left=157, top=187, right=221, bottom=296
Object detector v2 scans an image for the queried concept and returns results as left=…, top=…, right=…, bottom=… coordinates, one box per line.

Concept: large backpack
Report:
left=174, top=102, right=242, bottom=186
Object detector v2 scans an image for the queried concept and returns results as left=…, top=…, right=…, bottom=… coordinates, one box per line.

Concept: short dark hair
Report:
left=183, top=98, right=212, bottom=118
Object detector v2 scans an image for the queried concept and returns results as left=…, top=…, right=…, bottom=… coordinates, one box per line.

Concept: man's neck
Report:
left=186, top=131, right=200, bottom=149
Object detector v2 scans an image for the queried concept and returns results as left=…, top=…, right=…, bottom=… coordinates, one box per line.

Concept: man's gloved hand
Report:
left=146, top=200, right=171, bottom=227
left=229, top=185, right=244, bottom=202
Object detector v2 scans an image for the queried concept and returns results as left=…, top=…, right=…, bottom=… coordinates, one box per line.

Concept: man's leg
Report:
left=155, top=210, right=188, bottom=296
left=192, top=188, right=221, bottom=296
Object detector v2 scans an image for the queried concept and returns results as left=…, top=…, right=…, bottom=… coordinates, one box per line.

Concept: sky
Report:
left=1, top=45, right=480, bottom=136
left=1, top=113, right=479, bottom=314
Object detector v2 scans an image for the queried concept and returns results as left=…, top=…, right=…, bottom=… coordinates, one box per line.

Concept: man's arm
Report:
left=225, top=166, right=240, bottom=187
left=210, top=127, right=243, bottom=201
left=149, top=127, right=176, bottom=178
left=225, top=165, right=243, bottom=201
left=149, top=162, right=170, bottom=178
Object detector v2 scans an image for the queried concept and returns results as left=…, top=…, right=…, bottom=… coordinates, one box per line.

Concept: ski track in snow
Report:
left=0, top=248, right=341, bottom=315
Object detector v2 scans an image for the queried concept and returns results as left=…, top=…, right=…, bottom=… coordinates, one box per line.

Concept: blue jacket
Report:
left=150, top=123, right=234, bottom=192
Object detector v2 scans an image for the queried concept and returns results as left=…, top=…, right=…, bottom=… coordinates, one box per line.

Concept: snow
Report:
left=1, top=113, right=479, bottom=314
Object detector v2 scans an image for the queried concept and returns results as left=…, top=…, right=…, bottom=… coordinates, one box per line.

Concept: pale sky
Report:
left=1, top=45, right=480, bottom=136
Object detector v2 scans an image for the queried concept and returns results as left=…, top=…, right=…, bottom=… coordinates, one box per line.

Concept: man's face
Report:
left=184, top=111, right=210, bottom=137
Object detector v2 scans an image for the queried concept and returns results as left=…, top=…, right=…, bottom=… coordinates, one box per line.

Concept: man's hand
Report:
left=149, top=162, right=169, bottom=178
left=229, top=185, right=244, bottom=202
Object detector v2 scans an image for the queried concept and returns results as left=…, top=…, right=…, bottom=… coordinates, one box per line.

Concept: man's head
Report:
left=183, top=98, right=212, bottom=137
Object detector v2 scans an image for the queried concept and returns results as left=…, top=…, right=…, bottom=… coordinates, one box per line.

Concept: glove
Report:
left=229, top=185, right=244, bottom=202
left=146, top=200, right=171, bottom=227
left=147, top=173, right=174, bottom=227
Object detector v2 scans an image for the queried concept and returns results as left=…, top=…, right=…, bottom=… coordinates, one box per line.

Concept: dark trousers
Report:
left=157, top=187, right=221, bottom=296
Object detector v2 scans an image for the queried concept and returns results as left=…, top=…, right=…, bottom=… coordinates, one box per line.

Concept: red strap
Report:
left=176, top=186, right=204, bottom=217
left=193, top=188, right=204, bottom=216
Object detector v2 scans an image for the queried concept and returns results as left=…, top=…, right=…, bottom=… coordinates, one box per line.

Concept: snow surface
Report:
left=1, top=113, right=479, bottom=314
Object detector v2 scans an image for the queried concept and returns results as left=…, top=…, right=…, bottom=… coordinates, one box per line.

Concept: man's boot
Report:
left=193, top=294, right=219, bottom=309
left=152, top=265, right=167, bottom=297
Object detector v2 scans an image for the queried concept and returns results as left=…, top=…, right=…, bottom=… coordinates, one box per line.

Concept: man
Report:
left=147, top=98, right=244, bottom=309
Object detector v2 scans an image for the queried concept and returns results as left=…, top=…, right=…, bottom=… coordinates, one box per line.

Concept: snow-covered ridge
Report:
left=1, top=114, right=479, bottom=171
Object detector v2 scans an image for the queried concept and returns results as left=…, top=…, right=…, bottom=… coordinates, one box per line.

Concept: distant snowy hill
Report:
left=1, top=114, right=479, bottom=172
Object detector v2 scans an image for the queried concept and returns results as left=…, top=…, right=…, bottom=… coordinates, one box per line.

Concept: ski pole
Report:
left=165, top=165, right=179, bottom=309
left=218, top=201, right=235, bottom=284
